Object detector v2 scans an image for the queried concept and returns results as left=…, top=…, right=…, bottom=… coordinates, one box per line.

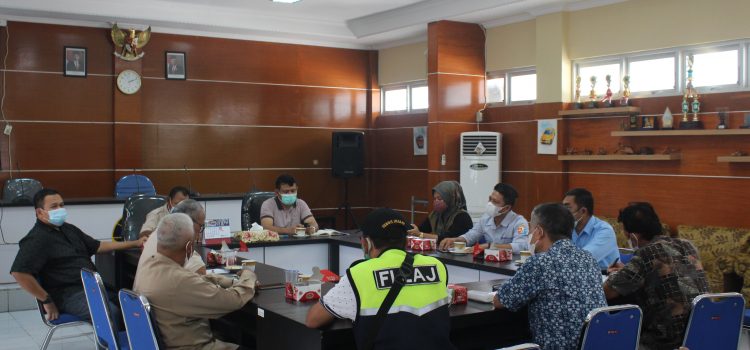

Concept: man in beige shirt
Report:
left=140, top=186, right=190, bottom=238
left=134, top=213, right=256, bottom=350
left=139, top=199, right=206, bottom=275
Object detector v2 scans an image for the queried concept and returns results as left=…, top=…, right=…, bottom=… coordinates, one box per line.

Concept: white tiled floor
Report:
left=0, top=310, right=94, bottom=350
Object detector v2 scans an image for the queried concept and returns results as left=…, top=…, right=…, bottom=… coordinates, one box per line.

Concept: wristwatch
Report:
left=40, top=295, right=53, bottom=304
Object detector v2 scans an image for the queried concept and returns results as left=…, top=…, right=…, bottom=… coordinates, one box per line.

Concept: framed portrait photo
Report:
left=63, top=47, right=86, bottom=77
left=165, top=51, right=186, bottom=80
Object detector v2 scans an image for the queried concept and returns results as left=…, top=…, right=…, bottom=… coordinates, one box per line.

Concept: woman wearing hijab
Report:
left=407, top=180, right=473, bottom=244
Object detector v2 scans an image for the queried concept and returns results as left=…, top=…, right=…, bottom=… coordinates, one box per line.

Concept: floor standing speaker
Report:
left=331, top=131, right=364, bottom=178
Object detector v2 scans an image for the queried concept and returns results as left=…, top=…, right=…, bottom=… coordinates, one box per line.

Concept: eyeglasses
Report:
left=191, top=219, right=206, bottom=233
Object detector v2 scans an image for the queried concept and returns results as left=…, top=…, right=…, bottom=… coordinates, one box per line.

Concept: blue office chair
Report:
left=3, top=178, right=42, bottom=204
left=36, top=299, right=93, bottom=350
left=579, top=304, right=642, bottom=350
left=115, top=175, right=156, bottom=199
left=682, top=292, right=744, bottom=350
left=119, top=289, right=163, bottom=350
left=81, top=268, right=130, bottom=349
left=618, top=248, right=635, bottom=264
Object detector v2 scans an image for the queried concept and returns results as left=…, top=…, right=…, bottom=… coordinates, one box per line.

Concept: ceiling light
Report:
left=271, top=0, right=301, bottom=3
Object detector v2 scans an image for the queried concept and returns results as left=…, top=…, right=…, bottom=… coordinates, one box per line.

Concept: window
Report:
left=486, top=77, right=505, bottom=104
left=689, top=48, right=740, bottom=88
left=577, top=61, right=621, bottom=97
left=383, top=86, right=407, bottom=113
left=485, top=68, right=536, bottom=106
left=573, top=40, right=749, bottom=100
left=509, top=72, right=537, bottom=102
left=628, top=55, right=676, bottom=93
left=410, top=85, right=428, bottom=110
left=381, top=81, right=428, bottom=114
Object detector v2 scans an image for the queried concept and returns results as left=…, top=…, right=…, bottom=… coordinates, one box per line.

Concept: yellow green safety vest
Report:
left=346, top=248, right=455, bottom=350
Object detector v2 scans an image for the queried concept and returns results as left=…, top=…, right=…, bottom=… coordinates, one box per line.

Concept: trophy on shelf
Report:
left=573, top=76, right=583, bottom=109
left=618, top=75, right=631, bottom=106
left=599, top=74, right=614, bottom=107
left=717, top=109, right=728, bottom=129
left=587, top=76, right=597, bottom=109
left=680, top=54, right=703, bottom=129
left=741, top=113, right=750, bottom=129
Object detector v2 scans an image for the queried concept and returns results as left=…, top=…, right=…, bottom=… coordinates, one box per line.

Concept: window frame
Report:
left=486, top=67, right=537, bottom=107
left=380, top=80, right=428, bottom=115
left=682, top=43, right=745, bottom=93
left=574, top=57, right=624, bottom=100
left=571, top=39, right=750, bottom=101
left=625, top=50, right=679, bottom=98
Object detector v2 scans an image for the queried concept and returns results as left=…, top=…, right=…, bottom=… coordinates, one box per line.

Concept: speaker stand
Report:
left=336, top=178, right=358, bottom=230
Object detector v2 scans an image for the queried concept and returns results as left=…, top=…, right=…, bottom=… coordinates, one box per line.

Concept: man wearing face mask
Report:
left=561, top=188, right=619, bottom=269
left=260, top=174, right=319, bottom=235
left=604, top=202, right=708, bottom=350
left=494, top=203, right=606, bottom=350
left=138, top=199, right=207, bottom=275
left=134, top=213, right=257, bottom=350
left=140, top=185, right=190, bottom=238
left=439, top=183, right=529, bottom=254
left=10, top=188, right=146, bottom=322
left=306, top=208, right=454, bottom=350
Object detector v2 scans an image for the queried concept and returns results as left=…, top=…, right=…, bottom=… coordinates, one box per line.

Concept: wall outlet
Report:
left=3, top=123, right=11, bottom=136
left=440, top=154, right=447, bottom=166
left=312, top=159, right=319, bottom=165
left=475, top=110, right=484, bottom=123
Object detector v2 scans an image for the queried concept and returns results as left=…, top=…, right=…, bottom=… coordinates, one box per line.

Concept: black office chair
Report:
left=120, top=194, right=166, bottom=241
left=240, top=191, right=275, bottom=230
left=3, top=178, right=43, bottom=204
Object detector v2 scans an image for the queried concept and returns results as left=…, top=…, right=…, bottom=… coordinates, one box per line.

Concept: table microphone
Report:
left=184, top=165, right=200, bottom=197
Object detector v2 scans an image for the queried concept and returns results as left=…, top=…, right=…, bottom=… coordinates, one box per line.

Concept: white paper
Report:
left=467, top=290, right=495, bottom=303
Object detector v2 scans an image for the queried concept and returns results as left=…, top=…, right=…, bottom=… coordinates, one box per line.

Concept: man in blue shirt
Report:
left=494, top=202, right=606, bottom=350
left=562, top=188, right=619, bottom=269
left=438, top=183, right=528, bottom=254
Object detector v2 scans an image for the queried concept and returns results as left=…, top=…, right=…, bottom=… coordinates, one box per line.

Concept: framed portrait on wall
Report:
left=537, top=119, right=558, bottom=155
left=413, top=126, right=427, bottom=155
left=165, top=51, right=186, bottom=80
left=63, top=47, right=86, bottom=77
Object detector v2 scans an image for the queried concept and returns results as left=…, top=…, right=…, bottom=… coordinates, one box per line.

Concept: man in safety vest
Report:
left=306, top=208, right=455, bottom=350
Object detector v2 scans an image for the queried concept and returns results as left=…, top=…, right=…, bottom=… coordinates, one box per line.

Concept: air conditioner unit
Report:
left=460, top=131, right=501, bottom=218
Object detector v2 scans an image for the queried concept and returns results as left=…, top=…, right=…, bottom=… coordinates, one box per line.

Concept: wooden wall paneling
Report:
left=141, top=80, right=367, bottom=129
left=6, top=22, right=113, bottom=74
left=9, top=123, right=113, bottom=170
left=429, top=75, right=485, bottom=123
left=0, top=171, right=114, bottom=198
left=372, top=113, right=427, bottom=129
left=369, top=128, right=428, bottom=169
left=427, top=21, right=485, bottom=75
left=370, top=169, right=428, bottom=212
left=5, top=73, right=113, bottom=122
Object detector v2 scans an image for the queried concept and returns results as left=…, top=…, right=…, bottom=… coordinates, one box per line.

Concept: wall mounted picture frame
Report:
left=537, top=119, right=558, bottom=155
left=165, top=51, right=186, bottom=80
left=413, top=126, right=427, bottom=155
left=63, top=47, right=86, bottom=77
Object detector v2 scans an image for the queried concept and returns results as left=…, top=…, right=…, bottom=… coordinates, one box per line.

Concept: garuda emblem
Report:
left=111, top=23, right=151, bottom=61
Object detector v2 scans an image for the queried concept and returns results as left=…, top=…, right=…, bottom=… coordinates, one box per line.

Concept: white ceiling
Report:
left=0, top=0, right=625, bottom=49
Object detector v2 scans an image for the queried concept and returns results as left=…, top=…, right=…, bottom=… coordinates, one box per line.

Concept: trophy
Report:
left=587, top=76, right=597, bottom=108
left=573, top=76, right=582, bottom=109
left=599, top=74, right=614, bottom=107
left=741, top=113, right=750, bottom=129
left=619, top=75, right=631, bottom=106
left=679, top=54, right=703, bottom=129
left=717, top=110, right=727, bottom=129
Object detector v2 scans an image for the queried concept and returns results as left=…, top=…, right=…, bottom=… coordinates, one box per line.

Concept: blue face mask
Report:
left=280, top=193, right=297, bottom=206
left=48, top=208, right=67, bottom=226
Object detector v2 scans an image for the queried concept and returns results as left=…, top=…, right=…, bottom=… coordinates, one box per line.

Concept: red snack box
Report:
left=411, top=238, right=433, bottom=251
left=406, top=236, right=415, bottom=250
left=484, top=248, right=513, bottom=262
left=285, top=282, right=322, bottom=302
left=319, top=269, right=341, bottom=283
left=448, top=284, right=468, bottom=305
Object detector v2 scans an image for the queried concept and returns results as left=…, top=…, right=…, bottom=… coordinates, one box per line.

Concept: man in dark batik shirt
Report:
left=604, top=202, right=709, bottom=350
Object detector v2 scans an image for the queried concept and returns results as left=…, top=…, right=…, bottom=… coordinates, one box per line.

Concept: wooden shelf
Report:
left=717, top=156, right=750, bottom=163
left=612, top=129, right=750, bottom=137
left=559, top=106, right=640, bottom=117
left=558, top=154, right=682, bottom=161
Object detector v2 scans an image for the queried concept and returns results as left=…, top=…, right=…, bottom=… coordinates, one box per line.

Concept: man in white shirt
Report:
left=439, top=183, right=529, bottom=253
left=140, top=186, right=190, bottom=238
